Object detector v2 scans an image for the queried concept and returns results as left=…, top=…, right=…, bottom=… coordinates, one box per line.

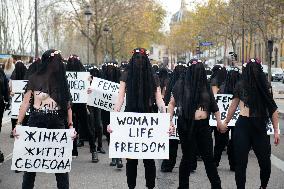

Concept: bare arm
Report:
left=155, top=87, right=166, bottom=113
left=168, top=96, right=176, bottom=122
left=272, top=110, right=279, bottom=132
left=17, top=90, right=32, bottom=124
left=224, top=98, right=240, bottom=124
left=67, top=103, right=73, bottom=128
left=113, top=81, right=126, bottom=112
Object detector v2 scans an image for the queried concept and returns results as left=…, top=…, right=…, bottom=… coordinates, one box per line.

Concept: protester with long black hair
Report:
left=0, top=67, right=9, bottom=133
left=210, top=65, right=227, bottom=94
left=224, top=59, right=280, bottom=189
left=108, top=48, right=171, bottom=189
left=87, top=66, right=106, bottom=156
left=161, top=61, right=187, bottom=173
left=66, top=54, right=99, bottom=162
left=101, top=61, right=122, bottom=168
left=168, top=59, right=226, bottom=189
left=213, top=67, right=241, bottom=171
left=14, top=49, right=75, bottom=189
left=9, top=60, right=27, bottom=138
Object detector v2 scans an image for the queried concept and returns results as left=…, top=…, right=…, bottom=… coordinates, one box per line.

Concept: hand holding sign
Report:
left=107, top=125, right=113, bottom=133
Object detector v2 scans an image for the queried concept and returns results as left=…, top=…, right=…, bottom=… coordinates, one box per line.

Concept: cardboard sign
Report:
left=87, top=77, right=125, bottom=112
left=66, top=72, right=90, bottom=103
left=209, top=94, right=239, bottom=126
left=109, top=112, right=169, bottom=159
left=209, top=94, right=279, bottom=135
left=11, top=80, right=28, bottom=116
left=11, top=126, right=73, bottom=173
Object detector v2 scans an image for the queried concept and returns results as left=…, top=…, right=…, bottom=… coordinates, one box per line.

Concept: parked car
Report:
left=271, top=68, right=284, bottom=82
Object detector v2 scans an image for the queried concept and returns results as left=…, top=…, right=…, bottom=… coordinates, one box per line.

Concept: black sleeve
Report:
left=172, top=79, right=182, bottom=105
left=210, top=77, right=218, bottom=87
left=119, top=70, right=128, bottom=82
left=10, top=70, right=16, bottom=80
left=153, top=74, right=160, bottom=88
left=209, top=87, right=219, bottom=113
left=3, top=76, right=9, bottom=102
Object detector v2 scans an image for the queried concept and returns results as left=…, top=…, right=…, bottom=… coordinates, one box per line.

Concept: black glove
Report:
left=0, top=150, right=4, bottom=163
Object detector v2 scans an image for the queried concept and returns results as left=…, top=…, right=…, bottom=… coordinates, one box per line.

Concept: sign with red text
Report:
left=11, top=126, right=74, bottom=173
left=66, top=72, right=90, bottom=103
left=109, top=112, right=169, bottom=159
left=87, top=77, right=125, bottom=112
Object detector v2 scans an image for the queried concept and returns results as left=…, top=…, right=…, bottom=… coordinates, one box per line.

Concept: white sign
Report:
left=11, top=126, right=73, bottom=173
left=66, top=72, right=90, bottom=103
left=87, top=77, right=125, bottom=112
left=109, top=112, right=169, bottom=159
left=209, top=94, right=279, bottom=135
left=11, top=80, right=28, bottom=116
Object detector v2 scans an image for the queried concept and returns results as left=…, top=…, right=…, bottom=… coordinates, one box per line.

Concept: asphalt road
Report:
left=1, top=115, right=284, bottom=189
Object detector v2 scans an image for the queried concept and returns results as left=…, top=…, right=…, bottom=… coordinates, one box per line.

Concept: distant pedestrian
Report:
left=224, top=59, right=280, bottom=189
left=4, top=57, right=15, bottom=80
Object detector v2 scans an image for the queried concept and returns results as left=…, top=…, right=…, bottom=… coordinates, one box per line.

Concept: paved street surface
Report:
left=1, top=112, right=284, bottom=189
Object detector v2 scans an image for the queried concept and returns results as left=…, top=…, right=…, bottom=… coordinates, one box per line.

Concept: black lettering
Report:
left=141, top=116, right=148, bottom=126
left=117, top=117, right=126, bottom=125
left=43, top=132, right=52, bottom=142
left=50, top=160, right=58, bottom=170
left=127, top=117, right=133, bottom=124
left=134, top=143, right=139, bottom=152
left=133, top=117, right=141, bottom=125
left=25, top=159, right=32, bottom=168
left=142, top=143, right=148, bottom=152
left=52, top=132, right=59, bottom=142
left=128, top=142, right=133, bottom=152
left=148, top=128, right=153, bottom=138
left=33, top=159, right=41, bottom=168
left=64, top=159, right=71, bottom=170
left=25, top=131, right=37, bottom=142
left=158, top=143, right=166, bottom=152
left=151, top=117, right=158, bottom=126
left=121, top=142, right=126, bottom=152
left=42, top=159, right=50, bottom=169
left=60, top=132, right=68, bottom=143
left=15, top=158, right=23, bottom=168
left=129, top=128, right=134, bottom=137
left=25, top=147, right=35, bottom=156
left=140, top=128, right=146, bottom=137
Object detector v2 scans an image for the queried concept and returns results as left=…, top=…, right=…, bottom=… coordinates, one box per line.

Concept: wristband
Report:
left=68, top=123, right=73, bottom=127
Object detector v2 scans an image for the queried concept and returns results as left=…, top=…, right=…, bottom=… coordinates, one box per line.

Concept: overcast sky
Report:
left=159, top=0, right=207, bottom=31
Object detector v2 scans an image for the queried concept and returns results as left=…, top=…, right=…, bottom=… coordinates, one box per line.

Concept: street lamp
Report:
left=84, top=5, right=92, bottom=65
left=103, top=25, right=110, bottom=61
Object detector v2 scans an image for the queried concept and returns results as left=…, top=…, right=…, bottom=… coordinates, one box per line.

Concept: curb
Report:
left=279, top=111, right=284, bottom=119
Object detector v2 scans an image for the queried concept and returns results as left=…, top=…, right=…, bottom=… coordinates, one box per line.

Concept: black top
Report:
left=120, top=70, right=160, bottom=112
left=233, top=80, right=277, bottom=117
left=173, top=79, right=219, bottom=117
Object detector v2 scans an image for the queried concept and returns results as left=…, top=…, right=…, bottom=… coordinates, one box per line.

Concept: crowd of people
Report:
left=0, top=48, right=281, bottom=189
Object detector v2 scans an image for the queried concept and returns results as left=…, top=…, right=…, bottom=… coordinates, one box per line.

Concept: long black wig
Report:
left=158, top=67, right=169, bottom=93
left=164, top=61, right=187, bottom=105
left=66, top=55, right=85, bottom=72
left=11, top=60, right=27, bottom=80
left=210, top=65, right=227, bottom=87
left=242, top=59, right=277, bottom=118
left=102, top=61, right=120, bottom=83
left=125, top=48, right=157, bottom=113
left=221, top=68, right=241, bottom=95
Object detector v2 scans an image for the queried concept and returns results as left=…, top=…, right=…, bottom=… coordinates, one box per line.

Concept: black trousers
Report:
left=213, top=127, right=235, bottom=168
left=126, top=159, right=156, bottom=189
left=234, top=116, right=271, bottom=189
left=72, top=104, right=90, bottom=153
left=161, top=139, right=179, bottom=171
left=101, top=110, right=110, bottom=145
left=22, top=111, right=69, bottom=189
left=0, top=97, right=5, bottom=132
left=178, top=118, right=222, bottom=189
left=88, top=106, right=103, bottom=150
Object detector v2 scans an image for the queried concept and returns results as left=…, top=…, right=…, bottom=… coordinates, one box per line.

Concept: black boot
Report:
left=92, top=152, right=99, bottom=163
left=77, top=140, right=84, bottom=147
left=110, top=158, right=116, bottom=166
left=116, top=158, right=123, bottom=168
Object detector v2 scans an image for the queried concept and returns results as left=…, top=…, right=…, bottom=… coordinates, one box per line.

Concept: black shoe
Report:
left=91, top=152, right=99, bottom=163
left=197, top=156, right=202, bottom=161
left=77, top=141, right=84, bottom=147
left=15, top=170, right=21, bottom=173
left=97, top=147, right=106, bottom=154
left=116, top=158, right=123, bottom=168
left=72, top=151, right=78, bottom=158
left=0, top=151, right=4, bottom=163
left=110, top=158, right=116, bottom=166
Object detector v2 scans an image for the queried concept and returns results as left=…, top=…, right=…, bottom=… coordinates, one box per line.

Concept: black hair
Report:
left=102, top=61, right=120, bottom=83
left=210, top=65, right=227, bottom=87
left=90, top=67, right=101, bottom=78
left=180, top=62, right=209, bottom=119
left=164, top=63, right=187, bottom=105
left=158, top=67, right=169, bottom=93
left=12, top=61, right=27, bottom=80
left=242, top=60, right=276, bottom=118
left=126, top=48, right=157, bottom=113
left=25, top=58, right=41, bottom=80
left=222, top=69, right=241, bottom=94
left=66, top=55, right=85, bottom=72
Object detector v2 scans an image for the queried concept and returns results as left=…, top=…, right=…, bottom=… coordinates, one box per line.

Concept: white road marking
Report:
left=271, top=154, right=284, bottom=172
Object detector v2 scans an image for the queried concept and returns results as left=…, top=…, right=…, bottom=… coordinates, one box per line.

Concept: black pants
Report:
left=126, top=159, right=156, bottom=189
left=88, top=106, right=103, bottom=150
left=178, top=118, right=221, bottom=189
left=0, top=97, right=5, bottom=132
left=101, top=110, right=110, bottom=145
left=213, top=127, right=235, bottom=168
left=22, top=111, right=69, bottom=189
left=72, top=104, right=89, bottom=153
left=161, top=139, right=179, bottom=171
left=234, top=116, right=271, bottom=189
